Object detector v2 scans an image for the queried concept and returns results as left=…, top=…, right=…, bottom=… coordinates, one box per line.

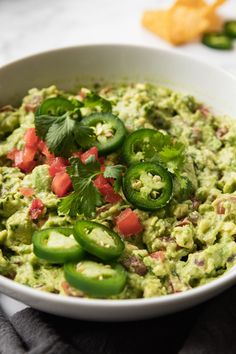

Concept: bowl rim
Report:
left=1, top=268, right=235, bottom=307
left=1, top=43, right=236, bottom=307
left=1, top=42, right=236, bottom=81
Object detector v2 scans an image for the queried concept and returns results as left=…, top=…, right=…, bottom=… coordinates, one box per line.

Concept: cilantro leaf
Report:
left=58, top=192, right=81, bottom=217
left=84, top=92, right=112, bottom=112
left=103, top=165, right=125, bottom=179
left=35, top=114, right=56, bottom=137
left=104, top=164, right=125, bottom=192
left=143, top=131, right=186, bottom=174
left=74, top=125, right=96, bottom=148
left=141, top=131, right=170, bottom=161
left=35, top=112, right=95, bottom=157
left=174, top=175, right=194, bottom=202
left=45, top=114, right=77, bottom=156
left=58, top=157, right=102, bottom=217
left=58, top=182, right=102, bottom=217
left=159, top=142, right=185, bottom=174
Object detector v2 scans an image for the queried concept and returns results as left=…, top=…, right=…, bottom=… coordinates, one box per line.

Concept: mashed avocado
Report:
left=1, top=83, right=236, bottom=299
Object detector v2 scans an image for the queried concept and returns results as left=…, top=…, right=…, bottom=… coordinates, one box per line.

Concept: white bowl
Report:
left=1, top=44, right=236, bottom=321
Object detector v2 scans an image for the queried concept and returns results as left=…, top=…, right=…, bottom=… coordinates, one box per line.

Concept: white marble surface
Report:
left=0, top=0, right=236, bottom=74
left=0, top=0, right=236, bottom=317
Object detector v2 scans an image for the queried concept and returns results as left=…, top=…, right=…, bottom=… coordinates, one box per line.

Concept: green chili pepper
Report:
left=64, top=260, right=127, bottom=297
left=202, top=32, right=233, bottom=50
left=73, top=220, right=124, bottom=261
left=36, top=97, right=76, bottom=117
left=122, top=162, right=173, bottom=211
left=224, top=20, right=236, bottom=38
left=81, top=113, right=126, bottom=155
left=33, top=227, right=85, bottom=264
left=122, top=129, right=165, bottom=165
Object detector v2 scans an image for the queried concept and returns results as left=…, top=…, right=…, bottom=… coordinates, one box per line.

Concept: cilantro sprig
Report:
left=35, top=91, right=112, bottom=157
left=58, top=158, right=124, bottom=217
left=58, top=158, right=102, bottom=217
left=145, top=132, right=185, bottom=174
left=35, top=110, right=95, bottom=157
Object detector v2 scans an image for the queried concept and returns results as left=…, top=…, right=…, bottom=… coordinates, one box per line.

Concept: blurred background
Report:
left=0, top=0, right=235, bottom=73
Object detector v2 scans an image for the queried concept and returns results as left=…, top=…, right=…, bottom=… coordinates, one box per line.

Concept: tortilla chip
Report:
left=142, top=10, right=171, bottom=43
left=168, top=6, right=209, bottom=45
left=142, top=0, right=226, bottom=45
left=175, top=0, right=206, bottom=7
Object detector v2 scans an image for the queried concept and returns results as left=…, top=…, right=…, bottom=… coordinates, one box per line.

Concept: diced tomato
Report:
left=100, top=184, right=122, bottom=203
left=93, top=174, right=108, bottom=188
left=99, top=157, right=105, bottom=165
left=29, top=198, right=45, bottom=220
left=23, top=146, right=37, bottom=162
left=38, top=140, right=54, bottom=159
left=24, top=128, right=40, bottom=148
left=7, top=148, right=19, bottom=161
left=150, top=251, right=165, bottom=262
left=116, top=208, right=143, bottom=237
left=51, top=172, right=72, bottom=197
left=14, top=150, right=36, bottom=173
left=48, top=157, right=69, bottom=177
left=14, top=150, right=24, bottom=166
left=19, top=187, right=35, bottom=197
left=94, top=174, right=122, bottom=204
left=61, top=281, right=70, bottom=295
left=100, top=164, right=105, bottom=172
left=73, top=151, right=82, bottom=158
left=81, top=147, right=99, bottom=164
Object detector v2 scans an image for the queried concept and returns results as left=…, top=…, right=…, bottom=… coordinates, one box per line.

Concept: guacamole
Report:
left=1, top=83, right=236, bottom=299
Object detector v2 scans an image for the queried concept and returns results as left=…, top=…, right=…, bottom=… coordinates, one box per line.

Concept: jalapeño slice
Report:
left=122, top=129, right=165, bottom=165
left=122, top=162, right=173, bottom=211
left=202, top=32, right=233, bottom=50
left=33, top=227, right=85, bottom=263
left=73, top=221, right=124, bottom=261
left=64, top=260, right=127, bottom=297
left=36, top=97, right=76, bottom=117
left=224, top=20, right=236, bottom=38
left=80, top=113, right=126, bottom=155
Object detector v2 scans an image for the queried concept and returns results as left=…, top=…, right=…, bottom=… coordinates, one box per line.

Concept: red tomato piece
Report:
left=99, top=157, right=105, bottom=165
left=116, top=208, right=143, bottom=237
left=101, top=184, right=122, bottom=203
left=94, top=174, right=122, bottom=204
left=100, top=164, right=105, bottom=172
left=73, top=151, right=82, bottom=158
left=93, top=174, right=108, bottom=188
left=29, top=198, right=45, bottom=220
left=14, top=150, right=36, bottom=173
left=38, top=140, right=54, bottom=159
left=48, top=157, right=69, bottom=177
left=7, top=148, right=19, bottom=161
left=51, top=172, right=72, bottom=197
left=24, top=128, right=40, bottom=148
left=19, top=187, right=35, bottom=197
left=150, top=251, right=165, bottom=262
left=23, top=146, right=37, bottom=162
left=81, top=147, right=99, bottom=164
